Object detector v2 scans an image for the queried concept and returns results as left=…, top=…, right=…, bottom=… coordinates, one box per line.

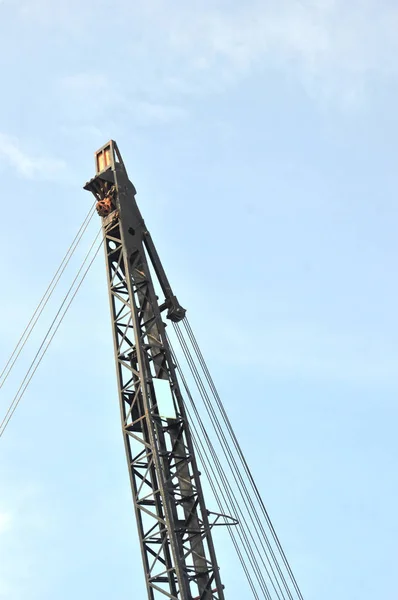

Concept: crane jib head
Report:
left=83, top=140, right=136, bottom=218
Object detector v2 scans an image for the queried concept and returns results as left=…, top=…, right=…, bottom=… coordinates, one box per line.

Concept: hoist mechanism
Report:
left=84, top=141, right=226, bottom=600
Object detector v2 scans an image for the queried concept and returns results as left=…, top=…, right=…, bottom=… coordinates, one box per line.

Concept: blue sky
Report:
left=1, top=0, right=398, bottom=598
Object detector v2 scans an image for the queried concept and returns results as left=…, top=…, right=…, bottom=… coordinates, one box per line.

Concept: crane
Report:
left=0, top=140, right=304, bottom=600
left=84, top=141, right=225, bottom=600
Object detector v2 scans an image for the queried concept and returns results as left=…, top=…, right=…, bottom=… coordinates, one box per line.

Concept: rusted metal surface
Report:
left=95, top=196, right=113, bottom=217
left=84, top=141, right=225, bottom=600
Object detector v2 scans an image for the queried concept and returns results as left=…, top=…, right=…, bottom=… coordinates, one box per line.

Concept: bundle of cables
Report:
left=0, top=205, right=304, bottom=600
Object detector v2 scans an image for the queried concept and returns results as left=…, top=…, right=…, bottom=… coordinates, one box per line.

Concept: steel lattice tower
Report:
left=84, top=141, right=225, bottom=600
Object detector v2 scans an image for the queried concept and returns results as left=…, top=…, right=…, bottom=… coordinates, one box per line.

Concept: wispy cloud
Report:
left=57, top=71, right=189, bottom=124
left=138, top=0, right=398, bottom=108
left=17, top=0, right=398, bottom=110
left=57, top=72, right=121, bottom=119
left=0, top=134, right=67, bottom=180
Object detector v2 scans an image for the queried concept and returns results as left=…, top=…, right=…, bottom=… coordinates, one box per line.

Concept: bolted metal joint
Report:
left=166, top=295, right=186, bottom=323
left=83, top=140, right=224, bottom=600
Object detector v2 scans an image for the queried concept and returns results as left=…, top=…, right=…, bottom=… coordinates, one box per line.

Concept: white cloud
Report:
left=141, top=0, right=398, bottom=107
left=0, top=134, right=67, bottom=180
left=57, top=71, right=189, bottom=124
left=15, top=0, right=398, bottom=110
left=57, top=72, right=121, bottom=115
left=16, top=0, right=90, bottom=33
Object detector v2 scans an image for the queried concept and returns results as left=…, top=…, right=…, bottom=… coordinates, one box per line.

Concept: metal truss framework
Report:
left=84, top=141, right=225, bottom=600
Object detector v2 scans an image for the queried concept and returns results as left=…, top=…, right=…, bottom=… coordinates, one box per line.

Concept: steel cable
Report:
left=168, top=337, right=270, bottom=600
left=187, top=410, right=261, bottom=600
left=0, top=229, right=103, bottom=437
left=188, top=415, right=262, bottom=600
left=173, top=324, right=287, bottom=600
left=0, top=197, right=304, bottom=598
left=182, top=318, right=304, bottom=600
left=0, top=202, right=96, bottom=390
left=173, top=321, right=304, bottom=600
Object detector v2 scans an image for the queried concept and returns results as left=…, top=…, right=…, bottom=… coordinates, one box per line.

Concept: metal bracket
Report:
left=207, top=511, right=239, bottom=529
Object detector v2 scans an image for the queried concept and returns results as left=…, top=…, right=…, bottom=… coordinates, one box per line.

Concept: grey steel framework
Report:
left=84, top=141, right=225, bottom=600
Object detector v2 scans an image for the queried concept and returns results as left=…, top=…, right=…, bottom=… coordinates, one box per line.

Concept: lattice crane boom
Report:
left=84, top=141, right=225, bottom=600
